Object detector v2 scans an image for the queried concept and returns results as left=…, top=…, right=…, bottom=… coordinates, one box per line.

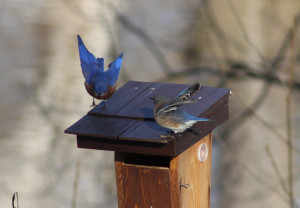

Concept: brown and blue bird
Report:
left=77, top=35, right=123, bottom=107
left=151, top=83, right=210, bottom=134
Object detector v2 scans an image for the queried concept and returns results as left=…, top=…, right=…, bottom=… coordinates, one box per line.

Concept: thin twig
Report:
left=286, top=15, right=297, bottom=208
left=226, top=0, right=266, bottom=62
left=270, top=12, right=300, bottom=71
left=71, top=160, right=81, bottom=208
left=265, top=146, right=289, bottom=195
left=222, top=82, right=271, bottom=139
left=115, top=13, right=173, bottom=74
left=12, top=192, right=19, bottom=208
left=213, top=134, right=296, bottom=206
left=157, top=63, right=300, bottom=90
left=233, top=93, right=300, bottom=155
left=97, top=0, right=131, bottom=81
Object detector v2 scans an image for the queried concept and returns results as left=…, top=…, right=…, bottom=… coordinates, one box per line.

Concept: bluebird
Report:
left=77, top=35, right=123, bottom=107
left=151, top=83, right=210, bottom=135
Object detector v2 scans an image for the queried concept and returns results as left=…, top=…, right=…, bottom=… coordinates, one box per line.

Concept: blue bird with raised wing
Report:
left=151, top=83, right=210, bottom=135
left=77, top=35, right=123, bottom=107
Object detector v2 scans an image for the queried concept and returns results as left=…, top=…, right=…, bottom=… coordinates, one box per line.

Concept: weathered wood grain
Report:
left=115, top=152, right=173, bottom=208
left=170, top=133, right=212, bottom=208
left=115, top=133, right=213, bottom=208
left=89, top=80, right=153, bottom=116
left=65, top=115, right=136, bottom=139
left=115, top=82, right=188, bottom=119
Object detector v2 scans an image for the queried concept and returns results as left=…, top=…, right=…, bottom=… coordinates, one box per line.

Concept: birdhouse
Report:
left=65, top=81, right=230, bottom=208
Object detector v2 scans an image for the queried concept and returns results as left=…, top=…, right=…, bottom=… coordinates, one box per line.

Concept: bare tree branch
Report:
left=115, top=13, right=173, bottom=74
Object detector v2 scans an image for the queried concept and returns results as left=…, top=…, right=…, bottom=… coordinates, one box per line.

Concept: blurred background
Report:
left=1, top=0, right=300, bottom=207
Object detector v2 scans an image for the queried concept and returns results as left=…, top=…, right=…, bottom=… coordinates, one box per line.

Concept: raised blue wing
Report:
left=77, top=35, right=103, bottom=84
left=106, top=52, right=123, bottom=86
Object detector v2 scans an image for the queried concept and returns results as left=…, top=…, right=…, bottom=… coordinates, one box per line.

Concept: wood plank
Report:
left=118, top=120, right=171, bottom=143
left=64, top=115, right=136, bottom=139
left=77, top=135, right=176, bottom=156
left=115, top=152, right=126, bottom=208
left=115, top=163, right=173, bottom=207
left=115, top=82, right=188, bottom=119
left=170, top=133, right=212, bottom=208
left=88, top=80, right=153, bottom=116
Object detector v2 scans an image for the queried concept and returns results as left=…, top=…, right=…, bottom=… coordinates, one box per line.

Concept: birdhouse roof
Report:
left=65, top=81, right=230, bottom=156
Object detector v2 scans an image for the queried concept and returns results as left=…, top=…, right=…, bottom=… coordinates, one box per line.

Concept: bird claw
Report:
left=160, top=134, right=173, bottom=139
left=90, top=98, right=97, bottom=107
left=176, top=132, right=184, bottom=137
left=99, top=100, right=107, bottom=111
left=100, top=104, right=107, bottom=111
left=160, top=131, right=186, bottom=139
left=90, top=101, right=97, bottom=107
left=160, top=131, right=176, bottom=139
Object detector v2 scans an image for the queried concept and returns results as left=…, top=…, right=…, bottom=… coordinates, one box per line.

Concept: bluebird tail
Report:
left=176, top=82, right=201, bottom=102
left=178, top=110, right=211, bottom=123
left=77, top=35, right=123, bottom=107
left=197, top=118, right=210, bottom=121
left=189, top=116, right=211, bottom=122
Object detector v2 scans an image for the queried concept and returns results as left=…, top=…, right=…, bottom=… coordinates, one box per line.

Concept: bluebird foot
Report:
left=160, top=131, right=176, bottom=139
left=90, top=98, right=97, bottom=107
left=100, top=100, right=107, bottom=111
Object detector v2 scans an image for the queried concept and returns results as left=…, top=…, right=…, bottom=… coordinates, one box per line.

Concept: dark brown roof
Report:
left=65, top=81, right=230, bottom=156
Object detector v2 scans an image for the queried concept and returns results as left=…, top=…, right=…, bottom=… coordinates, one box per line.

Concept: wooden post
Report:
left=65, top=81, right=230, bottom=208
left=115, top=133, right=212, bottom=208
left=171, top=133, right=212, bottom=208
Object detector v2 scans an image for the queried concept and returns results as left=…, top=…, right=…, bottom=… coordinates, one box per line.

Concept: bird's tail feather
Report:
left=176, top=82, right=201, bottom=102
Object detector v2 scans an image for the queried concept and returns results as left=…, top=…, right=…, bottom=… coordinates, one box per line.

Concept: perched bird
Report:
left=151, top=83, right=210, bottom=134
left=77, top=35, right=123, bottom=107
